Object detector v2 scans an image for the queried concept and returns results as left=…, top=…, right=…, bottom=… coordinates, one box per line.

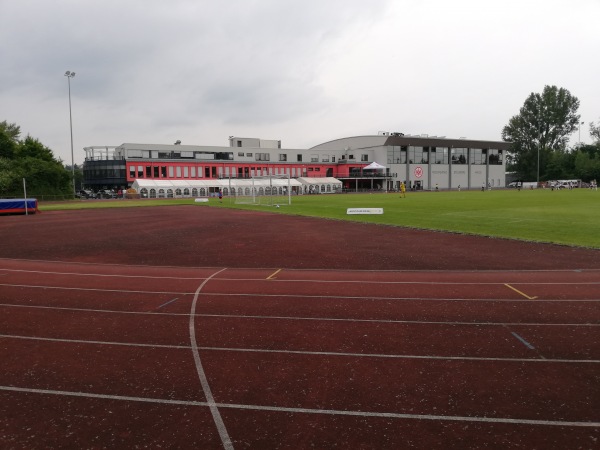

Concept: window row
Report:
left=386, top=147, right=503, bottom=165
left=128, top=164, right=323, bottom=179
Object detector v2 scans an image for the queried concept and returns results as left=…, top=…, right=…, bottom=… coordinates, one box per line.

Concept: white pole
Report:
left=65, top=71, right=76, bottom=197
left=23, top=178, right=28, bottom=216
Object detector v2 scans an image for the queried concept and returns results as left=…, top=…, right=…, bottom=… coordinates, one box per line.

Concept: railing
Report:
left=343, top=173, right=396, bottom=178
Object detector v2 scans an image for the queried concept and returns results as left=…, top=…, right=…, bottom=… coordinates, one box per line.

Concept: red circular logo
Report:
left=414, top=166, right=423, bottom=178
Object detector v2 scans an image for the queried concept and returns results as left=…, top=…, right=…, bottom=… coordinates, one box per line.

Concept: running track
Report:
left=1, top=257, right=599, bottom=449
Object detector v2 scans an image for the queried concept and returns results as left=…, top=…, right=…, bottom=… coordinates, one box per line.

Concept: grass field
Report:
left=39, top=188, right=600, bottom=249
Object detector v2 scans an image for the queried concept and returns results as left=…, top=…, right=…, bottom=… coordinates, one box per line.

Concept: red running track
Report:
left=1, top=257, right=599, bottom=449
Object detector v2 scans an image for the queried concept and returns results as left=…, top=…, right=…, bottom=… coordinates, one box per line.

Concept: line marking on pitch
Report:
left=267, top=269, right=282, bottom=280
left=504, top=284, right=538, bottom=300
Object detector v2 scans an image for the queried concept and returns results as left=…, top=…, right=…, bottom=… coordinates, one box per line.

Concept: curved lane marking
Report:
left=189, top=268, right=233, bottom=450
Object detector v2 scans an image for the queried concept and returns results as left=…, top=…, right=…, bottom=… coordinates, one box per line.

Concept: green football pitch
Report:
left=225, top=189, right=600, bottom=249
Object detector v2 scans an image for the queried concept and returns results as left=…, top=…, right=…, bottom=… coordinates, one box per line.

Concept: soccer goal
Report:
left=232, top=174, right=292, bottom=206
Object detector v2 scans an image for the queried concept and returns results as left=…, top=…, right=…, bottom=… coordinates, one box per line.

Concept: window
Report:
left=256, top=153, right=270, bottom=161
left=237, top=141, right=242, bottom=147
left=348, top=154, right=354, bottom=160
left=238, top=152, right=244, bottom=157
left=129, top=167, right=135, bottom=178
left=146, top=166, right=151, bottom=177
left=246, top=153, right=253, bottom=157
left=408, top=147, right=424, bottom=165
left=297, top=154, right=302, bottom=162
left=176, top=166, right=182, bottom=177
left=470, top=148, right=486, bottom=165
left=488, top=149, right=503, bottom=165
left=322, top=155, right=330, bottom=162
left=431, top=147, right=449, bottom=164
left=137, top=166, right=143, bottom=177
left=311, top=154, right=318, bottom=162
left=161, top=166, right=167, bottom=177
left=451, top=148, right=468, bottom=164
left=332, top=156, right=336, bottom=162
left=168, top=166, right=174, bottom=177
left=361, top=154, right=369, bottom=162
left=279, top=154, right=287, bottom=161
left=154, top=166, right=159, bottom=178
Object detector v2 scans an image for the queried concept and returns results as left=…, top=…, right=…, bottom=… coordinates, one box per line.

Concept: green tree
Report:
left=0, top=125, right=18, bottom=159
left=16, top=136, right=57, bottom=162
left=572, top=146, right=600, bottom=182
left=502, top=85, right=581, bottom=181
left=589, top=119, right=600, bottom=145
left=0, top=120, right=21, bottom=142
left=0, top=120, right=73, bottom=197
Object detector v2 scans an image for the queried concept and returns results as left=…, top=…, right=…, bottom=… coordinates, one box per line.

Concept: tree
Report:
left=590, top=119, right=600, bottom=144
left=502, top=85, right=581, bottom=181
left=16, top=136, right=57, bottom=162
left=0, top=120, right=21, bottom=141
left=0, top=124, right=18, bottom=159
left=0, top=120, right=73, bottom=197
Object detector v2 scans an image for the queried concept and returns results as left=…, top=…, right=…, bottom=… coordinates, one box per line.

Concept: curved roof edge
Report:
left=309, top=134, right=510, bottom=151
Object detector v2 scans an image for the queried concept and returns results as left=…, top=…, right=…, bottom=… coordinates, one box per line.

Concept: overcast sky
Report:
left=1, top=0, right=599, bottom=164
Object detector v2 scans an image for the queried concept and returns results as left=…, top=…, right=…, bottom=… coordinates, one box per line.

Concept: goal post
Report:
left=232, top=174, right=292, bottom=206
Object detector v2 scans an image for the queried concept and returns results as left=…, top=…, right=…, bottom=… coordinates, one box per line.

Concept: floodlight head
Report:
left=65, top=71, right=70, bottom=76
left=71, top=72, right=75, bottom=77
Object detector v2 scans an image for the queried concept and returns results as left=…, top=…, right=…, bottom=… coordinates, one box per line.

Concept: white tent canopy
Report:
left=363, top=162, right=386, bottom=170
left=131, top=177, right=341, bottom=197
left=296, top=177, right=342, bottom=194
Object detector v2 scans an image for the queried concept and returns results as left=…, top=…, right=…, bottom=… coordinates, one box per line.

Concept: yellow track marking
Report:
left=267, top=269, right=282, bottom=280
left=504, top=283, right=538, bottom=300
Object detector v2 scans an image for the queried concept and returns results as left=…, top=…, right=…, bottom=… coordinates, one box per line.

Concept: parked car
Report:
left=98, top=189, right=116, bottom=199
left=76, top=189, right=95, bottom=199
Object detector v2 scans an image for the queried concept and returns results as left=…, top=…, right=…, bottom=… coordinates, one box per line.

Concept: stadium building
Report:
left=82, top=133, right=509, bottom=197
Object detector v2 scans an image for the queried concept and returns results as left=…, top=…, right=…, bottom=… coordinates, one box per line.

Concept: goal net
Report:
left=232, top=175, right=292, bottom=206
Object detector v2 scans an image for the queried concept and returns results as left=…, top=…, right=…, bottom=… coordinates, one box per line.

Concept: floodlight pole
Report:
left=65, top=71, right=76, bottom=197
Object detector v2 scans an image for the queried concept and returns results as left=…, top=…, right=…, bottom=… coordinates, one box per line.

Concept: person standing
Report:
left=400, top=182, right=406, bottom=198
left=218, top=190, right=223, bottom=202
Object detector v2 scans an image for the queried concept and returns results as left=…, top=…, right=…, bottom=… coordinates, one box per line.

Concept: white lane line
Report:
left=2, top=283, right=600, bottom=302
left=0, top=268, right=207, bottom=280
left=2, top=334, right=599, bottom=364
left=189, top=268, right=233, bottom=450
left=200, top=292, right=600, bottom=303
left=1, top=385, right=599, bottom=428
left=0, top=283, right=190, bottom=295
left=207, top=277, right=600, bottom=286
left=2, top=303, right=600, bottom=328
left=3, top=268, right=600, bottom=286
left=1, top=257, right=599, bottom=273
